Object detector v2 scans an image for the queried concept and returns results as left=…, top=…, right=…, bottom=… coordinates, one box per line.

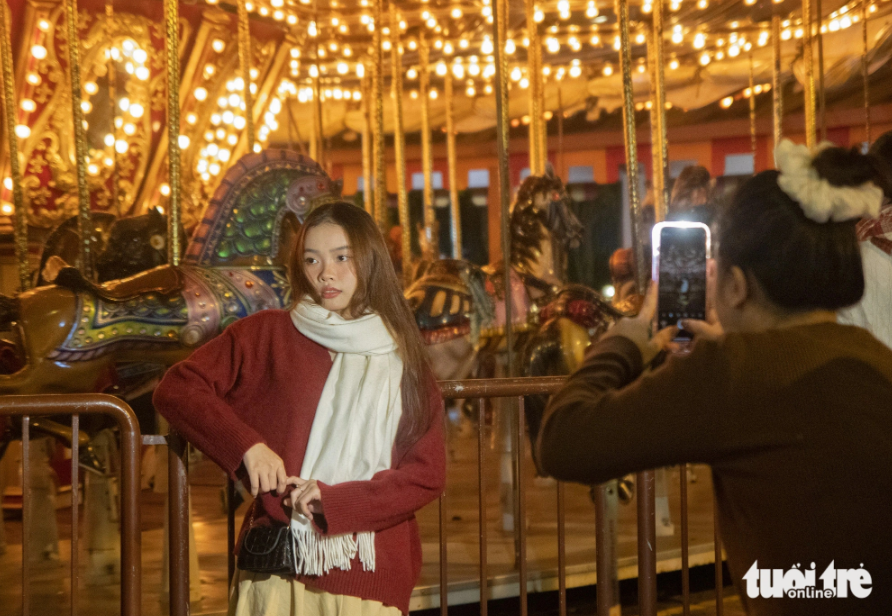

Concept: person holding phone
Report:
left=537, top=141, right=892, bottom=616
left=154, top=201, right=445, bottom=616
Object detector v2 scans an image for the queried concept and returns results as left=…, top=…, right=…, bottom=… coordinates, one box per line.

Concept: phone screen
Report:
left=657, top=225, right=707, bottom=340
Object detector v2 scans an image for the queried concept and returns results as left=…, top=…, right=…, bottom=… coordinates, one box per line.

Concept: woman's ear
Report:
left=725, top=266, right=750, bottom=309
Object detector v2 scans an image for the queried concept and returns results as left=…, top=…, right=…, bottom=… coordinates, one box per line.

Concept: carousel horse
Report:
left=406, top=166, right=598, bottom=382
left=35, top=208, right=186, bottom=287
left=34, top=213, right=117, bottom=287
left=0, top=149, right=340, bottom=398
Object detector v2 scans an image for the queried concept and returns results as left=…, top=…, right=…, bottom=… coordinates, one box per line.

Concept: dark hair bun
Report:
left=717, top=168, right=864, bottom=312
left=811, top=146, right=885, bottom=191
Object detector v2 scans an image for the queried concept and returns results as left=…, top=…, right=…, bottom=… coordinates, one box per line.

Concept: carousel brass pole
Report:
left=362, top=71, right=373, bottom=215
left=372, top=0, right=386, bottom=230
left=66, top=0, right=94, bottom=278
left=492, top=0, right=513, bottom=375
left=649, top=0, right=668, bottom=222
left=772, top=15, right=784, bottom=147
left=106, top=0, right=121, bottom=217
left=419, top=32, right=436, bottom=253
left=308, top=77, right=318, bottom=161
left=618, top=3, right=656, bottom=612
left=390, top=4, right=411, bottom=284
left=312, top=76, right=324, bottom=168
left=0, top=3, right=28, bottom=290
left=525, top=0, right=542, bottom=174
left=802, top=0, right=816, bottom=148
left=749, top=53, right=757, bottom=163
left=237, top=0, right=256, bottom=153
left=557, top=82, right=564, bottom=182
left=816, top=0, right=826, bottom=142
left=164, top=0, right=181, bottom=267
left=617, top=0, right=645, bottom=292
left=445, top=71, right=462, bottom=260
left=861, top=0, right=871, bottom=144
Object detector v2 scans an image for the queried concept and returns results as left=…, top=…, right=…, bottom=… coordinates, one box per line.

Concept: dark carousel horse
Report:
left=35, top=208, right=186, bottom=287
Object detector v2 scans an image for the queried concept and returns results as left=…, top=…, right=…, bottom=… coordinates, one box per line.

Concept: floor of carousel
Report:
left=0, top=429, right=742, bottom=615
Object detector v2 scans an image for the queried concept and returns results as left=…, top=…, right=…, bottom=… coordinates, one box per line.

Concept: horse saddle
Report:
left=51, top=264, right=185, bottom=303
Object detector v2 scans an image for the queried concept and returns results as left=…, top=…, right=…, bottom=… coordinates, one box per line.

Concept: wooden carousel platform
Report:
left=0, top=425, right=731, bottom=615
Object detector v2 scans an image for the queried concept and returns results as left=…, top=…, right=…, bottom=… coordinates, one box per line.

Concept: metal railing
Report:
left=0, top=395, right=142, bottom=616
left=4, top=379, right=724, bottom=616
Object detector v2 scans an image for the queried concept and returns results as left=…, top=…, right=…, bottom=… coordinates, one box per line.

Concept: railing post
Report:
left=595, top=481, right=620, bottom=616
left=167, top=429, right=190, bottom=616
left=637, top=470, right=658, bottom=616
left=0, top=394, right=141, bottom=616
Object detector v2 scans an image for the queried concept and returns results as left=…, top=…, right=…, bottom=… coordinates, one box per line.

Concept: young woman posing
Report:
left=154, top=201, right=445, bottom=615
left=537, top=142, right=892, bottom=616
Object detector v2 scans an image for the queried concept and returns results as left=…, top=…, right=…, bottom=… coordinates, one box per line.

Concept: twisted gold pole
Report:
left=445, top=71, right=462, bottom=260
left=772, top=15, right=784, bottom=148
left=66, top=0, right=94, bottom=278
left=238, top=0, right=256, bottom=153
left=372, top=0, right=386, bottom=229
left=361, top=71, right=373, bottom=215
left=816, top=0, right=826, bottom=142
left=164, top=0, right=181, bottom=267
left=419, top=32, right=436, bottom=247
left=861, top=0, right=871, bottom=144
left=312, top=76, right=324, bottom=168
left=493, top=0, right=513, bottom=375
left=390, top=4, right=410, bottom=284
left=802, top=0, right=816, bottom=148
left=648, top=1, right=668, bottom=223
left=749, top=53, right=757, bottom=162
left=525, top=0, right=542, bottom=175
left=106, top=0, right=121, bottom=217
left=0, top=3, right=28, bottom=290
left=617, top=0, right=645, bottom=294
left=308, top=76, right=318, bottom=161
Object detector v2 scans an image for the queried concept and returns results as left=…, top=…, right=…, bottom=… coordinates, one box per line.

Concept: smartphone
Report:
left=651, top=222, right=710, bottom=342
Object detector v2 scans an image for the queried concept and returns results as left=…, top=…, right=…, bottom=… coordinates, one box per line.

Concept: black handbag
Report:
left=237, top=502, right=297, bottom=575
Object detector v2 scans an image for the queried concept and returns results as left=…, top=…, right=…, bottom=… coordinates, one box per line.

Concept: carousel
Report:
left=0, top=0, right=889, bottom=613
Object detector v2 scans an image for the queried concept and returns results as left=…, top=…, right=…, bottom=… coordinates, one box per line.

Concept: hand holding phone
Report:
left=651, top=222, right=711, bottom=342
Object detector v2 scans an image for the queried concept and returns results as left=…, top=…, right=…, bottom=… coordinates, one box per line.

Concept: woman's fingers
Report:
left=680, top=318, right=723, bottom=341
left=248, top=471, right=260, bottom=497
left=638, top=281, right=659, bottom=323
left=298, top=490, right=320, bottom=518
left=652, top=325, right=679, bottom=350
left=276, top=467, right=289, bottom=496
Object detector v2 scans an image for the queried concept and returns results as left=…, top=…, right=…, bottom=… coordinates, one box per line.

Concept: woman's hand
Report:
left=285, top=477, right=324, bottom=519
left=679, top=308, right=724, bottom=342
left=242, top=443, right=288, bottom=497
left=601, top=281, right=677, bottom=366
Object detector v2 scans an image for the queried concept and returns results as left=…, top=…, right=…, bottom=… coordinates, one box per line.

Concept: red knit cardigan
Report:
left=153, top=309, right=446, bottom=614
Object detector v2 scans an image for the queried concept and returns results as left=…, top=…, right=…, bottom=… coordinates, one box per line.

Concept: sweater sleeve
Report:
left=153, top=322, right=265, bottom=477
left=315, top=387, right=446, bottom=535
left=536, top=334, right=731, bottom=485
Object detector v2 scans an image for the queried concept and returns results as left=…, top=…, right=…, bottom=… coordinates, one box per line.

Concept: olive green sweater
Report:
left=538, top=322, right=892, bottom=616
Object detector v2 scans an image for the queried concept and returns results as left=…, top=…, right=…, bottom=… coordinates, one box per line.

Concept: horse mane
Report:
left=509, top=174, right=566, bottom=274
left=184, top=150, right=330, bottom=266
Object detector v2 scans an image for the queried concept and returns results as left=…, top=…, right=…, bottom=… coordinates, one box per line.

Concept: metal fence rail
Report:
left=4, top=378, right=724, bottom=616
left=0, top=394, right=141, bottom=616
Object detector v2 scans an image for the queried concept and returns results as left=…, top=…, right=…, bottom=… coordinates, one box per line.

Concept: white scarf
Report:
left=289, top=300, right=404, bottom=575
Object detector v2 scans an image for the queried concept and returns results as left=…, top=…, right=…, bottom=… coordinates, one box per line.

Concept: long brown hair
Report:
left=289, top=201, right=436, bottom=448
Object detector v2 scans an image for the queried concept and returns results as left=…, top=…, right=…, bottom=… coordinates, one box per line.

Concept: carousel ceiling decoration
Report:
left=0, top=0, right=890, bottom=233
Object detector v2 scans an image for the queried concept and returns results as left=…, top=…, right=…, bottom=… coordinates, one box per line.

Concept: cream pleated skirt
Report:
left=229, top=570, right=402, bottom=616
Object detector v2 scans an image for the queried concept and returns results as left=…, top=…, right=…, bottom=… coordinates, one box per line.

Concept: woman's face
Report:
left=303, top=223, right=358, bottom=318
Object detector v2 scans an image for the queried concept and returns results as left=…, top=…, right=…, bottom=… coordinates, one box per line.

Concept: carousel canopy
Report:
left=0, top=0, right=889, bottom=231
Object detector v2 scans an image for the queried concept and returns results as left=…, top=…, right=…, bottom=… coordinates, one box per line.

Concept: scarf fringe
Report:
left=290, top=526, right=376, bottom=575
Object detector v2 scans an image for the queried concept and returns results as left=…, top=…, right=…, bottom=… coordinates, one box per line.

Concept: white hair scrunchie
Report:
left=774, top=139, right=883, bottom=223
